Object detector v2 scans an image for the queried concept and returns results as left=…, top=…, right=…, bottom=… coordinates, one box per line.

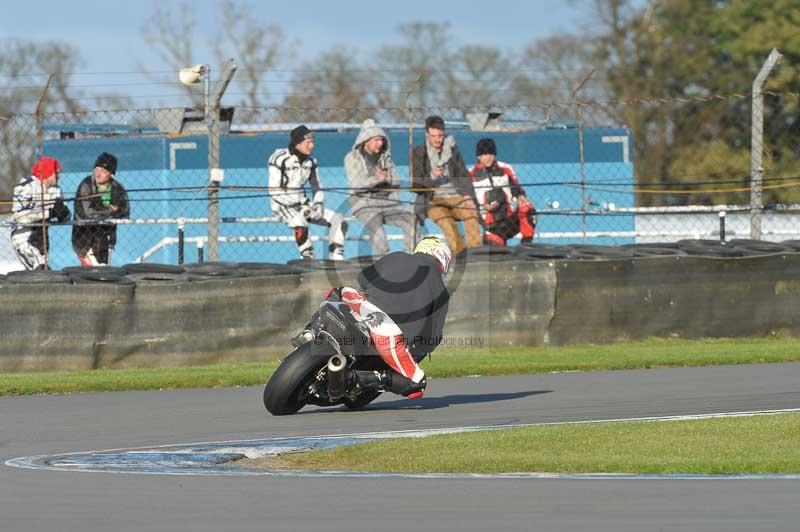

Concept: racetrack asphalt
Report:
left=2, top=362, right=799, bottom=532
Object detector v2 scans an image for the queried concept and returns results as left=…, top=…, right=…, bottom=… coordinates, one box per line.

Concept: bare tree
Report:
left=212, top=0, right=294, bottom=110
left=139, top=1, right=199, bottom=105
left=280, top=48, right=373, bottom=123
left=141, top=0, right=290, bottom=110
left=0, top=39, right=131, bottom=202
left=441, top=45, right=517, bottom=107
left=376, top=21, right=454, bottom=109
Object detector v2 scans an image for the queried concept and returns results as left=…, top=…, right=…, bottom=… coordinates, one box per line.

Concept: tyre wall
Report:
left=2, top=254, right=799, bottom=371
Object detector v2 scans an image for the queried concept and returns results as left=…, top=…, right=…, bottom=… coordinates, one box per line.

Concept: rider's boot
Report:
left=386, top=373, right=427, bottom=399
left=352, top=370, right=391, bottom=392
left=352, top=371, right=427, bottom=399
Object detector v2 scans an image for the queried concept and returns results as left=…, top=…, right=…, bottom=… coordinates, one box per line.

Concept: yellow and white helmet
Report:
left=414, top=236, right=452, bottom=276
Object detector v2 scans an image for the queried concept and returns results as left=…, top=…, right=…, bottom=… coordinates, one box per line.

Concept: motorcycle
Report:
left=263, top=289, right=389, bottom=415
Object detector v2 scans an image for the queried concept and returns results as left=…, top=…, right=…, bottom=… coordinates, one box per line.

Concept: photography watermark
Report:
left=312, top=333, right=485, bottom=351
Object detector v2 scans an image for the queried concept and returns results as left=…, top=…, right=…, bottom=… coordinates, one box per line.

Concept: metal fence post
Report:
left=207, top=59, right=237, bottom=261
left=750, top=48, right=782, bottom=240
left=572, top=71, right=594, bottom=244
left=177, top=219, right=185, bottom=265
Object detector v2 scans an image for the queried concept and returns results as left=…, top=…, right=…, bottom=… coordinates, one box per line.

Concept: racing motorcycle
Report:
left=263, top=289, right=388, bottom=415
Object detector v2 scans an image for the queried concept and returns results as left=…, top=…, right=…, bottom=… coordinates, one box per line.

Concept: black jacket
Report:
left=73, top=175, right=130, bottom=221
left=410, top=143, right=475, bottom=221
left=71, top=175, right=130, bottom=254
left=358, top=252, right=449, bottom=356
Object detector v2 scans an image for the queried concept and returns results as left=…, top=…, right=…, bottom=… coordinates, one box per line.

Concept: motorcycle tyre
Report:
left=263, top=343, right=329, bottom=415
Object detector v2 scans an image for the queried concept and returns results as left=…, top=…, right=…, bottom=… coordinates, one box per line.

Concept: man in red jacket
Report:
left=468, top=138, right=536, bottom=246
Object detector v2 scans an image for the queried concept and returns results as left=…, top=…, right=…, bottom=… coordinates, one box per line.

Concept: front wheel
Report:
left=263, top=343, right=329, bottom=415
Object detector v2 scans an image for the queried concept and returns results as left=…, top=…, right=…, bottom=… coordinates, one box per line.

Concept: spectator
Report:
left=410, top=115, right=481, bottom=255
left=71, top=152, right=130, bottom=266
left=468, top=138, right=536, bottom=246
left=11, top=156, right=70, bottom=270
left=344, top=119, right=417, bottom=255
left=268, top=125, right=346, bottom=260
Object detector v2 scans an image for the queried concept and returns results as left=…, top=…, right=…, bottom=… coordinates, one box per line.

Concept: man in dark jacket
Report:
left=338, top=236, right=451, bottom=398
left=71, top=152, right=130, bottom=266
left=410, top=115, right=481, bottom=255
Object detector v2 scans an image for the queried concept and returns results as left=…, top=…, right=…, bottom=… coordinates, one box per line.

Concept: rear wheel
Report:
left=263, top=343, right=329, bottom=415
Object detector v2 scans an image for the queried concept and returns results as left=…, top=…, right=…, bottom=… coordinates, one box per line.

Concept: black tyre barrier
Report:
left=123, top=262, right=186, bottom=274
left=68, top=271, right=136, bottom=285
left=345, top=255, right=380, bottom=268
left=463, top=245, right=516, bottom=262
left=566, top=245, right=634, bottom=260
left=676, top=240, right=745, bottom=258
left=727, top=239, right=798, bottom=255
left=513, top=244, right=571, bottom=259
left=126, top=272, right=194, bottom=284
left=237, top=262, right=303, bottom=277
left=621, top=242, right=681, bottom=249
left=62, top=265, right=129, bottom=277
left=781, top=239, right=800, bottom=251
left=182, top=261, right=245, bottom=278
left=6, top=270, right=72, bottom=284
left=623, top=244, right=688, bottom=257
left=287, top=258, right=353, bottom=271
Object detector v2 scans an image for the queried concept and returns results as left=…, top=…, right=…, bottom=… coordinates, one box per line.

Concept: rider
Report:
left=327, top=236, right=452, bottom=399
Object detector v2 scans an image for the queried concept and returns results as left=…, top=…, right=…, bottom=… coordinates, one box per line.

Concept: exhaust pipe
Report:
left=327, top=353, right=348, bottom=401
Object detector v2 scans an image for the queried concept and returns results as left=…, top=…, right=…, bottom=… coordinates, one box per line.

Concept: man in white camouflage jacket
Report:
left=11, top=156, right=70, bottom=270
left=268, top=125, right=346, bottom=260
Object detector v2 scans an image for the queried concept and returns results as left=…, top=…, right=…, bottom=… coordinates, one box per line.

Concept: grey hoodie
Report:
left=344, top=119, right=402, bottom=213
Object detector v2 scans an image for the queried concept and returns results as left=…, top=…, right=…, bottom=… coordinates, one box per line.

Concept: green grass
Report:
left=0, top=362, right=279, bottom=396
left=2, top=336, right=800, bottom=396
left=427, top=336, right=800, bottom=377
left=271, top=413, right=800, bottom=475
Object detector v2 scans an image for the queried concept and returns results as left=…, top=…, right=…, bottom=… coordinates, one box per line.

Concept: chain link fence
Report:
left=1, top=88, right=799, bottom=272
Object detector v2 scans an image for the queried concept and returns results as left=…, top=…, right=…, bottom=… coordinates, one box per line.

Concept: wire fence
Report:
left=1, top=86, right=799, bottom=272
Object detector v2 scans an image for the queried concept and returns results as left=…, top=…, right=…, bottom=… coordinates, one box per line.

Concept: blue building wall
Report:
left=43, top=126, right=633, bottom=267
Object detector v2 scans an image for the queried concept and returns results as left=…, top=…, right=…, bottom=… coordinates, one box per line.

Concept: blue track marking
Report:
left=7, top=409, right=800, bottom=479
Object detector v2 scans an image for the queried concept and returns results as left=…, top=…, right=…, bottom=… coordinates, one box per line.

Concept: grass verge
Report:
left=256, top=412, right=800, bottom=475
left=2, top=336, right=799, bottom=397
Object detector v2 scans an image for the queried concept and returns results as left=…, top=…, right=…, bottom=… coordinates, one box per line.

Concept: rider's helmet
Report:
left=414, top=236, right=452, bottom=277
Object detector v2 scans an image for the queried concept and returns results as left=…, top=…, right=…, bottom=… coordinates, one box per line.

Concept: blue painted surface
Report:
left=9, top=429, right=799, bottom=479
left=42, top=125, right=634, bottom=267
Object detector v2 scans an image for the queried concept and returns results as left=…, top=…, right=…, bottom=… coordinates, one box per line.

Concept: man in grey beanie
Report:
left=344, top=119, right=417, bottom=255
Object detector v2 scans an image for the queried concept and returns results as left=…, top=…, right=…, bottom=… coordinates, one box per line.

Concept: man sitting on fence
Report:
left=468, top=138, right=536, bottom=246
left=268, top=126, right=347, bottom=260
left=410, top=115, right=481, bottom=255
left=344, top=118, right=417, bottom=255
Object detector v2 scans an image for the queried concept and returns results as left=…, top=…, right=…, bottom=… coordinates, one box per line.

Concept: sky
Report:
left=1, top=0, right=598, bottom=107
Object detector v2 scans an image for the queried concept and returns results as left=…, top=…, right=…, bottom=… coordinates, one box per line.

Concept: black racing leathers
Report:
left=357, top=252, right=449, bottom=357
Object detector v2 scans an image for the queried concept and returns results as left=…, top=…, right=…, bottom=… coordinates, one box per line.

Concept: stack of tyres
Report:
left=62, top=266, right=134, bottom=285
left=513, top=243, right=570, bottom=260
left=727, top=239, right=798, bottom=256
left=461, top=245, right=516, bottom=263
left=123, top=263, right=191, bottom=284
left=565, top=244, right=634, bottom=260
left=621, top=242, right=688, bottom=257
left=676, top=239, right=745, bottom=258
left=182, top=261, right=245, bottom=279
left=237, top=262, right=303, bottom=278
